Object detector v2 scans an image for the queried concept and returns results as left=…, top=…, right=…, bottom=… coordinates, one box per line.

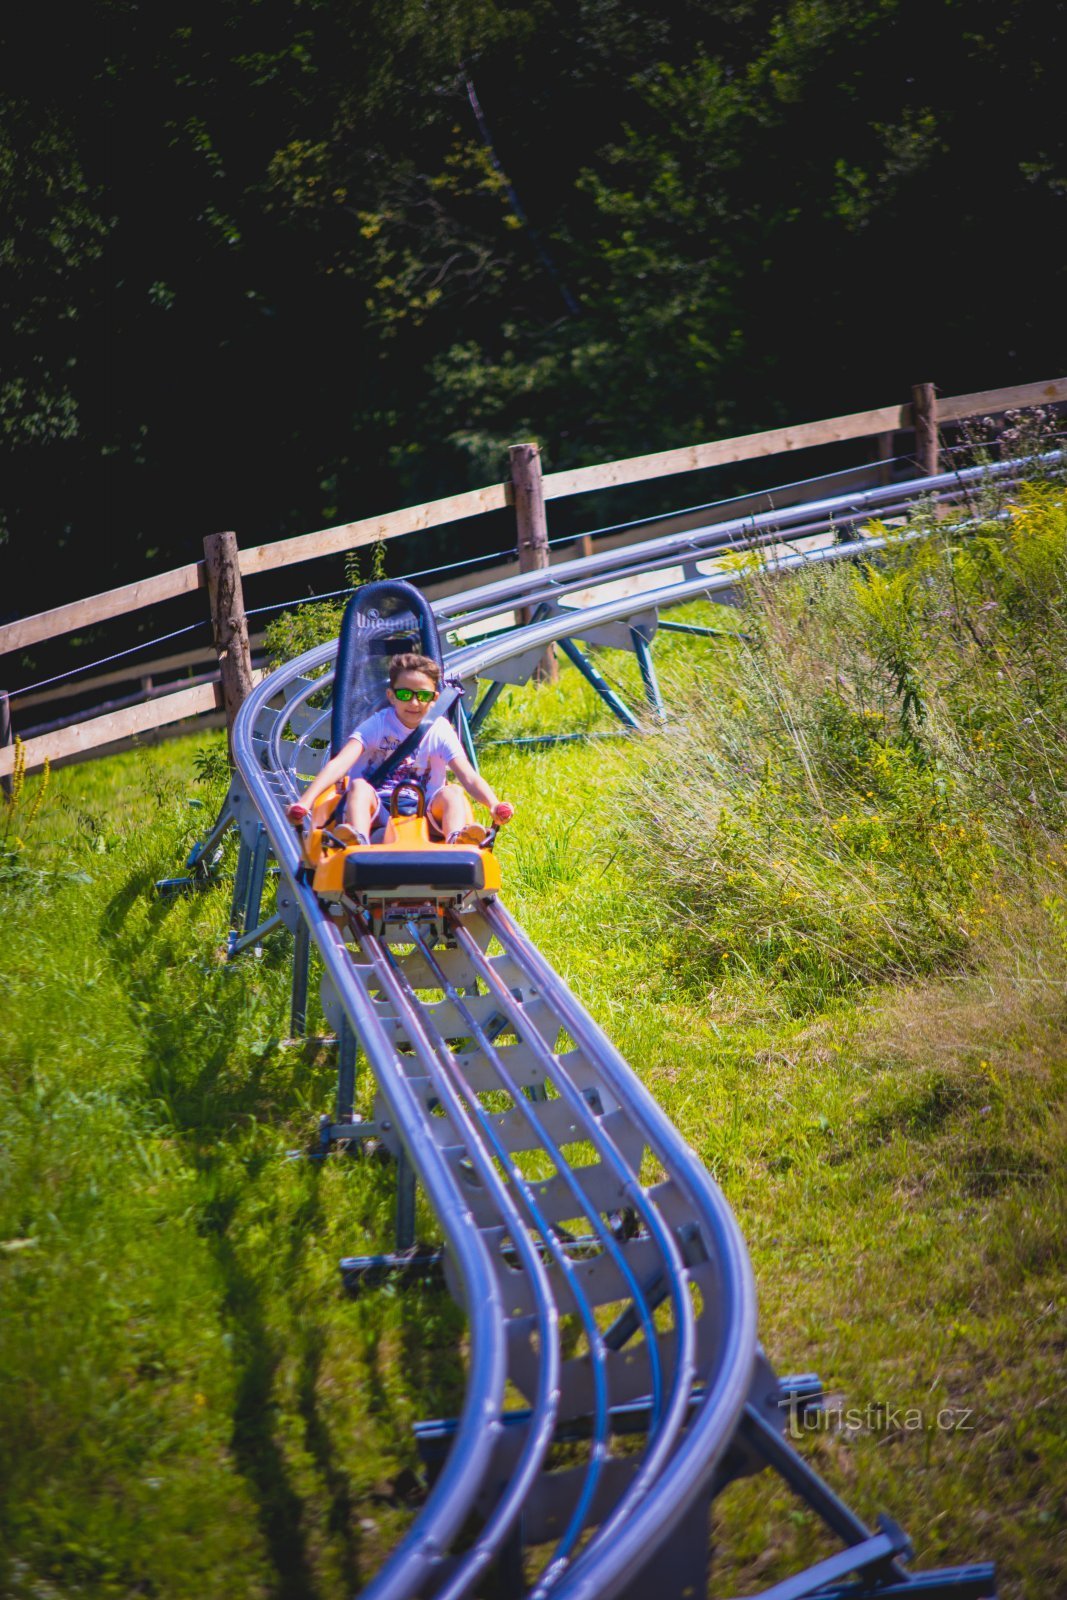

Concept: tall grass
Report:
left=621, top=484, right=1067, bottom=1012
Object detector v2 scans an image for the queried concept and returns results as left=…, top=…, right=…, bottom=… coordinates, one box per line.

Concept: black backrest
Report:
left=330, top=580, right=443, bottom=757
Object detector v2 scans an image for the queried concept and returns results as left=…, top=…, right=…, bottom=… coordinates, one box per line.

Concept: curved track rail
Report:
left=221, top=463, right=1008, bottom=1599
left=233, top=644, right=761, bottom=1600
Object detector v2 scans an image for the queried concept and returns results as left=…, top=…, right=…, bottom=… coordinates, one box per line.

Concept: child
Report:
left=285, top=652, right=514, bottom=845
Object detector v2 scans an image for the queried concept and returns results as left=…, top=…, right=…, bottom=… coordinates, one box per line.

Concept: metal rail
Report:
left=232, top=651, right=760, bottom=1598
left=224, top=461, right=1007, bottom=1597
left=434, top=454, right=1042, bottom=638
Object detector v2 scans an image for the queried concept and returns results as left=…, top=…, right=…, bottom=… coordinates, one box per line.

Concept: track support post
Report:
left=396, top=1147, right=417, bottom=1252
left=470, top=679, right=506, bottom=737
left=630, top=623, right=665, bottom=719
left=456, top=701, right=479, bottom=770
left=615, top=1487, right=715, bottom=1600
left=337, top=1016, right=357, bottom=1127
left=290, top=918, right=311, bottom=1037
left=229, top=836, right=252, bottom=931
left=558, top=638, right=640, bottom=729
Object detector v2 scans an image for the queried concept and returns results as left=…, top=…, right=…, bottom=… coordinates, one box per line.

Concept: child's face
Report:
left=387, top=669, right=439, bottom=729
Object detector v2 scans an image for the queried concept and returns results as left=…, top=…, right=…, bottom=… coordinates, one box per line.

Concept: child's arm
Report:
left=286, top=736, right=364, bottom=821
left=447, top=752, right=514, bottom=825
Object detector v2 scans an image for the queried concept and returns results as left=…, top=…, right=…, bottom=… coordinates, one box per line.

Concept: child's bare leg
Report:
left=343, top=778, right=379, bottom=838
left=430, top=786, right=475, bottom=838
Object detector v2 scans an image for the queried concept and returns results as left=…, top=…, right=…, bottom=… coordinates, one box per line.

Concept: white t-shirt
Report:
left=347, top=707, right=463, bottom=804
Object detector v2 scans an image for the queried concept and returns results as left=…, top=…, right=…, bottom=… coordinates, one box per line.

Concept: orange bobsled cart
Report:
left=289, top=577, right=502, bottom=920
left=299, top=779, right=501, bottom=911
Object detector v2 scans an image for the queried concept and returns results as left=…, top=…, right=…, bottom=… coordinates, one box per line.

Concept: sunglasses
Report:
left=392, top=685, right=437, bottom=704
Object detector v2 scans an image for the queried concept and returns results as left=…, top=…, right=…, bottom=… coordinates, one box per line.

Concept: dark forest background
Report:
left=2, top=0, right=1065, bottom=641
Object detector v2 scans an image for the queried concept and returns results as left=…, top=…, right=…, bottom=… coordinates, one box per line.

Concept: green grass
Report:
left=1, top=491, right=1065, bottom=1597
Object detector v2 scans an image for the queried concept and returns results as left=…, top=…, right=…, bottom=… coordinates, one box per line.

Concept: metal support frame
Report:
left=630, top=623, right=665, bottom=719
left=229, top=833, right=252, bottom=931
left=155, top=796, right=236, bottom=895
left=175, top=475, right=1012, bottom=1598
left=481, top=730, right=627, bottom=750
left=740, top=1524, right=911, bottom=1600
left=228, top=909, right=283, bottom=958
left=456, top=701, right=479, bottom=771
left=657, top=619, right=740, bottom=639
left=340, top=1247, right=444, bottom=1294
left=470, top=678, right=506, bottom=736
left=243, top=826, right=270, bottom=933
left=290, top=917, right=311, bottom=1037
left=409, top=1379, right=990, bottom=1600
left=396, top=1147, right=417, bottom=1251
left=618, top=1484, right=715, bottom=1600
left=739, top=1405, right=909, bottom=1580
left=557, top=636, right=640, bottom=729
left=337, top=1016, right=357, bottom=1126
left=805, top=1569, right=997, bottom=1600
left=225, top=824, right=290, bottom=958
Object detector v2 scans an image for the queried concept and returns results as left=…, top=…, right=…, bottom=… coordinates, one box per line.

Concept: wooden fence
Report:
left=2, top=374, right=1064, bottom=778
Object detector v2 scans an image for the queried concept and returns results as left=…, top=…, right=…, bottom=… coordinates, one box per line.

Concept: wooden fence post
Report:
left=203, top=530, right=254, bottom=756
left=510, top=442, right=558, bottom=683
left=0, top=690, right=12, bottom=796
left=911, top=382, right=939, bottom=475
left=875, top=431, right=894, bottom=487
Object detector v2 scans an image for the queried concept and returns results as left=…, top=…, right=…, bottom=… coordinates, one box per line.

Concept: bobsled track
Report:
left=180, top=460, right=1019, bottom=1600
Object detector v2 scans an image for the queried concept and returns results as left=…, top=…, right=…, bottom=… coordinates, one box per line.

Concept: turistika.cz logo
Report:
left=779, top=1396, right=976, bottom=1440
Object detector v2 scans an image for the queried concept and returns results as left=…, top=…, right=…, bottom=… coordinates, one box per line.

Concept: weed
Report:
left=1, top=738, right=52, bottom=894
left=192, top=735, right=231, bottom=788
left=264, top=596, right=346, bottom=671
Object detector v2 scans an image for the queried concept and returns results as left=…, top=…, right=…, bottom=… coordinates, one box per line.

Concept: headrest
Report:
left=330, top=579, right=443, bottom=755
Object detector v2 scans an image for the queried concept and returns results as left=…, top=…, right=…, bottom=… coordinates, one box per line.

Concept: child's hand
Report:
left=492, top=802, right=514, bottom=825
left=286, top=802, right=309, bottom=824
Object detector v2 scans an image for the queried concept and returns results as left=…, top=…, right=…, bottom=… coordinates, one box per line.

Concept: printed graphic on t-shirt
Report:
left=370, top=736, right=429, bottom=795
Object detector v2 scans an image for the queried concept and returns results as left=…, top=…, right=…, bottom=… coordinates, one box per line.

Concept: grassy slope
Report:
left=1, top=562, right=1063, bottom=1597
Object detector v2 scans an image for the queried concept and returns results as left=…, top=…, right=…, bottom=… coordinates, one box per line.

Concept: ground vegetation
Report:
left=1, top=487, right=1064, bottom=1594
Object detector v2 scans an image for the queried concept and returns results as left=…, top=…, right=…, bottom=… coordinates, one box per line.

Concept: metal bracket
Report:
left=339, top=1246, right=445, bottom=1295
left=155, top=795, right=236, bottom=895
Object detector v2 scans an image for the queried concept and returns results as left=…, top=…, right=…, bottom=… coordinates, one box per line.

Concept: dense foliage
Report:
left=2, top=0, right=1065, bottom=622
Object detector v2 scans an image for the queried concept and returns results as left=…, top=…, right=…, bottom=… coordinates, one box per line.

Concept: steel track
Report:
left=227, top=461, right=1013, bottom=1598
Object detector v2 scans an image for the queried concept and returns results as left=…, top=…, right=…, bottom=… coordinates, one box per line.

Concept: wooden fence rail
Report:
left=0, top=683, right=226, bottom=780
left=4, top=375, right=1063, bottom=664
left=2, top=372, right=1064, bottom=777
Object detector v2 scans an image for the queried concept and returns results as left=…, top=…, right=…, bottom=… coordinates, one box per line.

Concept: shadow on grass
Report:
left=106, top=871, right=323, bottom=1136
left=199, top=1175, right=345, bottom=1599
left=295, top=1325, right=365, bottom=1594
left=96, top=850, right=467, bottom=1590
left=99, top=856, right=376, bottom=1591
